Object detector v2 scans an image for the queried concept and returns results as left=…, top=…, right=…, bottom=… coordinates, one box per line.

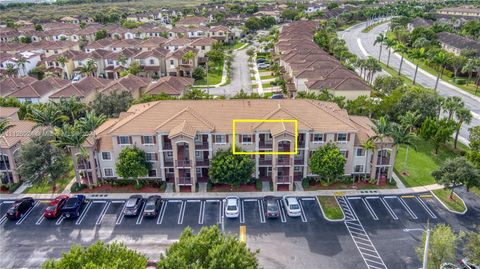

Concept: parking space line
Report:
left=75, top=201, right=92, bottom=225
left=55, top=215, right=65, bottom=225
left=96, top=202, right=111, bottom=225
left=362, top=198, right=379, bottom=220
left=347, top=197, right=362, bottom=200
left=16, top=201, right=39, bottom=225
left=206, top=199, right=219, bottom=203
left=398, top=197, right=418, bottom=219
left=258, top=200, right=266, bottom=223
left=365, top=196, right=379, bottom=199
left=198, top=201, right=205, bottom=224
left=219, top=200, right=223, bottom=224
left=136, top=202, right=146, bottom=225
left=35, top=215, right=45, bottom=225
left=92, top=200, right=107, bottom=204
left=115, top=202, right=126, bottom=225
left=240, top=200, right=245, bottom=224
left=297, top=198, right=308, bottom=223
left=177, top=201, right=186, bottom=225
left=244, top=199, right=257, bottom=202
left=278, top=200, right=286, bottom=223
left=301, top=197, right=315, bottom=201
left=111, top=200, right=124, bottom=204
left=187, top=199, right=200, bottom=202
left=416, top=197, right=437, bottom=219
left=156, top=201, right=167, bottom=225
left=380, top=197, right=398, bottom=220
left=0, top=201, right=14, bottom=225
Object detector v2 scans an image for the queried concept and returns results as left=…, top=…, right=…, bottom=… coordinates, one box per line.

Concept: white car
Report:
left=282, top=196, right=301, bottom=217
left=224, top=196, right=240, bottom=218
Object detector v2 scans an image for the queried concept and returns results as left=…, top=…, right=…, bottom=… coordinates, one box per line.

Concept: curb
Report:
left=316, top=196, right=345, bottom=222
left=430, top=190, right=468, bottom=215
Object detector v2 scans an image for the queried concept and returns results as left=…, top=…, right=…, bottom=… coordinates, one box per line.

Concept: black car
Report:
left=6, top=197, right=35, bottom=220
left=123, top=195, right=144, bottom=216
left=263, top=196, right=280, bottom=218
left=256, top=58, right=266, bottom=63
left=61, top=194, right=86, bottom=219
left=270, top=94, right=284, bottom=99
left=143, top=195, right=162, bottom=217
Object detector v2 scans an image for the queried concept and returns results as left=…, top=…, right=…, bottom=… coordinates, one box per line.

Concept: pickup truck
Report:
left=61, top=195, right=86, bottom=219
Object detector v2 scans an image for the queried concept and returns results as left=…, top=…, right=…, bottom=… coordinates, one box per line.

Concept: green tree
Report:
left=79, top=59, right=97, bottom=77
left=374, top=33, right=386, bottom=61
left=17, top=134, right=70, bottom=193
left=373, top=75, right=403, bottom=95
left=443, top=96, right=464, bottom=121
left=206, top=48, right=224, bottom=66
left=394, top=42, right=408, bottom=75
left=209, top=148, right=255, bottom=187
left=15, top=55, right=30, bottom=77
left=157, top=226, right=260, bottom=269
left=390, top=123, right=416, bottom=172
left=5, top=63, right=18, bottom=77
left=181, top=89, right=211, bottom=100
left=121, top=61, right=142, bottom=76
left=432, top=52, right=450, bottom=91
left=410, top=47, right=426, bottom=85
left=453, top=107, right=472, bottom=149
left=419, top=117, right=455, bottom=154
left=78, top=110, right=106, bottom=134
left=450, top=55, right=466, bottom=79
left=432, top=157, right=480, bottom=197
left=464, top=231, right=480, bottom=265
left=34, top=24, right=43, bottom=31
left=0, top=118, right=15, bottom=135
left=462, top=59, right=477, bottom=85
left=192, top=66, right=205, bottom=81
left=42, top=241, right=147, bottom=269
left=27, top=104, right=69, bottom=129
left=466, top=126, right=480, bottom=169
left=90, top=91, right=134, bottom=118
left=416, top=224, right=458, bottom=269
left=116, top=146, right=151, bottom=184
left=309, top=142, right=346, bottom=183
left=384, top=38, right=397, bottom=68
left=95, top=29, right=108, bottom=40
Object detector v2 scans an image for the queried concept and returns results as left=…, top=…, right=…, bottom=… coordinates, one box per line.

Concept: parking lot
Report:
left=1, top=192, right=478, bottom=269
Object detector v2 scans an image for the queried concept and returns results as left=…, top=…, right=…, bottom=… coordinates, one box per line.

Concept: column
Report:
left=172, top=141, right=180, bottom=192
left=255, top=133, right=259, bottom=178
left=189, top=140, right=196, bottom=192
left=303, top=132, right=310, bottom=178
left=158, top=134, right=166, bottom=181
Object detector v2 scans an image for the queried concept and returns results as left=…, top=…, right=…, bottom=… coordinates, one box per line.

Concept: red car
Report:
left=43, top=195, right=69, bottom=219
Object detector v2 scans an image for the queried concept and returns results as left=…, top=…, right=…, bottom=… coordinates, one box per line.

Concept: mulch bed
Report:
left=305, top=181, right=393, bottom=191
left=76, top=183, right=162, bottom=193
left=210, top=183, right=258, bottom=192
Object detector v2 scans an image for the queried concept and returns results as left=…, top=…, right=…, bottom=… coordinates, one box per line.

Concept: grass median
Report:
left=317, top=196, right=344, bottom=220
left=432, top=189, right=466, bottom=213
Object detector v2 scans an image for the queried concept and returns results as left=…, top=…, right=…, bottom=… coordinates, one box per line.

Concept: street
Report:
left=339, top=22, right=480, bottom=143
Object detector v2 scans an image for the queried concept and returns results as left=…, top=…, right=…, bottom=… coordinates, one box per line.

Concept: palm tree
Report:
left=365, top=57, right=382, bottom=84
left=56, top=56, right=67, bottom=79
left=410, top=48, right=425, bottom=85
left=371, top=116, right=392, bottom=184
left=462, top=59, right=476, bottom=85
left=53, top=97, right=87, bottom=124
left=27, top=104, right=68, bottom=129
left=117, top=55, right=128, bottom=66
left=374, top=33, right=386, bottom=61
left=355, top=58, right=367, bottom=79
left=443, top=96, right=464, bottom=120
left=399, top=111, right=421, bottom=133
left=5, top=63, right=17, bottom=77
left=432, top=52, right=450, bottom=91
left=182, top=50, right=195, bottom=64
left=79, top=59, right=97, bottom=77
left=384, top=38, right=396, bottom=68
left=390, top=123, right=416, bottom=173
left=361, top=139, right=376, bottom=182
left=453, top=108, right=472, bottom=149
left=15, top=55, right=30, bottom=77
left=394, top=43, right=408, bottom=75
left=0, top=119, right=15, bottom=135
left=78, top=110, right=106, bottom=133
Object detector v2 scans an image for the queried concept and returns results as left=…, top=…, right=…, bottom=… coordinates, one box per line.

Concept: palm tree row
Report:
left=355, top=57, right=382, bottom=84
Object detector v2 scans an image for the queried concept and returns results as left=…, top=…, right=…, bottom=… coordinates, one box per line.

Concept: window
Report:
left=195, top=151, right=201, bottom=157
left=107, top=59, right=114, bottom=65
left=148, top=169, right=157, bottom=177
left=294, top=166, right=302, bottom=172
left=166, top=168, right=174, bottom=173
left=337, top=133, right=348, bottom=142
left=145, top=152, right=157, bottom=162
left=118, top=136, right=130, bottom=145
left=139, top=59, right=145, bottom=65
left=242, top=135, right=252, bottom=144
left=201, top=46, right=205, bottom=50
left=166, top=151, right=173, bottom=157
left=143, top=136, right=155, bottom=145
left=101, top=152, right=111, bottom=160
left=104, top=168, right=113, bottom=177
left=149, top=59, right=155, bottom=65
left=340, top=150, right=348, bottom=158
left=313, top=133, right=323, bottom=143
left=215, top=135, right=226, bottom=144
left=354, top=165, right=364, bottom=173
left=170, top=59, right=174, bottom=65
left=356, top=148, right=365, bottom=156
left=267, top=167, right=272, bottom=176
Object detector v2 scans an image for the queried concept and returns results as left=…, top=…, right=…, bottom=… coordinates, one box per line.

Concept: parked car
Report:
left=224, top=196, right=240, bottom=218
left=6, top=197, right=35, bottom=220
left=123, top=195, right=144, bottom=216
left=282, top=196, right=301, bottom=217
left=143, top=195, right=162, bottom=217
left=256, top=58, right=266, bottom=63
left=72, top=74, right=81, bottom=82
left=43, top=195, right=69, bottom=219
left=270, top=94, right=284, bottom=99
left=61, top=195, right=86, bottom=219
left=258, top=63, right=270, bottom=69
left=263, top=196, right=280, bottom=218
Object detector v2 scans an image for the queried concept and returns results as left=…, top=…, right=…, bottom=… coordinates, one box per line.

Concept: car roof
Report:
left=126, top=198, right=139, bottom=207
left=226, top=198, right=238, bottom=206
left=147, top=195, right=160, bottom=200
left=286, top=197, right=298, bottom=203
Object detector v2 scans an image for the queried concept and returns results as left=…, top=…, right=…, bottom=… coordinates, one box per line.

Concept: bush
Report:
left=70, top=182, right=87, bottom=193
left=192, top=66, right=206, bottom=81
left=302, top=178, right=310, bottom=189
left=255, top=178, right=262, bottom=190
left=454, top=78, right=467, bottom=85
left=134, top=182, right=143, bottom=190
left=5, top=182, right=23, bottom=193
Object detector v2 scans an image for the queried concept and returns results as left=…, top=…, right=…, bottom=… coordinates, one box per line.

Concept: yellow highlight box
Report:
left=232, top=119, right=298, bottom=155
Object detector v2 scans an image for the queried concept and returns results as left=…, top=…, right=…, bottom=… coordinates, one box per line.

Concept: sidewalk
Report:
left=1, top=183, right=444, bottom=200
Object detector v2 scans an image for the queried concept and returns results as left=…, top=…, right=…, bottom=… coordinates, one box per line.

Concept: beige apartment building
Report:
left=75, top=99, right=396, bottom=192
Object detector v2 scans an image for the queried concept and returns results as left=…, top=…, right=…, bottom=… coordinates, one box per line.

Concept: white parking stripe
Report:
left=186, top=199, right=200, bottom=202
left=55, top=215, right=65, bottom=225
left=278, top=200, right=286, bottom=223
left=347, top=196, right=362, bottom=200
left=365, top=196, right=379, bottom=199
left=96, top=202, right=111, bottom=225
left=363, top=198, right=379, bottom=220
left=115, top=203, right=126, bottom=225
left=177, top=201, right=186, bottom=225
left=75, top=201, right=92, bottom=225
left=258, top=200, right=266, bottom=223
left=298, top=199, right=308, bottom=223
left=136, top=202, right=146, bottom=225
left=0, top=201, right=13, bottom=224
left=35, top=215, right=45, bottom=225
left=111, top=200, right=125, bottom=204
left=198, top=201, right=205, bottom=224
left=380, top=197, right=398, bottom=220
left=16, top=201, right=38, bottom=225
left=301, top=197, right=315, bottom=201
left=398, top=197, right=418, bottom=219
left=92, top=200, right=107, bottom=204
left=206, top=199, right=219, bottom=203
left=357, top=246, right=378, bottom=254
left=240, top=200, right=245, bottom=224
left=156, top=201, right=167, bottom=225
left=416, top=197, right=437, bottom=219
left=219, top=200, right=223, bottom=224
left=244, top=199, right=257, bottom=202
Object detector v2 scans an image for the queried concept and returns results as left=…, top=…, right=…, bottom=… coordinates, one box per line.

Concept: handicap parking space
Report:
left=299, top=197, right=322, bottom=222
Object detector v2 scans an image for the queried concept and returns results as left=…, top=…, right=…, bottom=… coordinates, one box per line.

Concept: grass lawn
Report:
left=262, top=83, right=272, bottom=88
left=395, top=139, right=465, bottom=187
left=317, top=196, right=344, bottom=220
left=24, top=166, right=75, bottom=194
left=233, top=42, right=247, bottom=50
left=260, top=74, right=275, bottom=80
left=379, top=62, right=414, bottom=86
left=194, top=64, right=223, bottom=86
left=471, top=187, right=480, bottom=197
left=361, top=20, right=389, bottom=33
left=432, top=189, right=466, bottom=213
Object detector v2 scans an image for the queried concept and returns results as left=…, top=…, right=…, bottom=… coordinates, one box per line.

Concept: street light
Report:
left=403, top=221, right=431, bottom=269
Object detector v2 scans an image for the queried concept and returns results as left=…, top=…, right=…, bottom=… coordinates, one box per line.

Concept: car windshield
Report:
left=65, top=198, right=78, bottom=206
left=226, top=205, right=237, bottom=211
left=290, top=204, right=300, bottom=210
left=145, top=204, right=156, bottom=210
left=267, top=205, right=278, bottom=211
left=46, top=205, right=57, bottom=211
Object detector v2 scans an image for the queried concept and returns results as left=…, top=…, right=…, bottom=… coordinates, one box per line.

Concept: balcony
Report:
left=258, top=158, right=272, bottom=165
left=294, top=172, right=303, bottom=180
left=376, top=156, right=391, bottom=166
left=163, top=142, right=172, bottom=150
left=164, top=160, right=174, bottom=167
left=277, top=157, right=291, bottom=165
left=77, top=162, right=92, bottom=170
left=259, top=141, right=273, bottom=149
left=195, top=142, right=209, bottom=150
left=176, top=160, right=191, bottom=168
left=277, top=175, right=291, bottom=183
left=178, top=177, right=192, bottom=185
left=294, top=158, right=304, bottom=165
left=195, top=159, right=209, bottom=167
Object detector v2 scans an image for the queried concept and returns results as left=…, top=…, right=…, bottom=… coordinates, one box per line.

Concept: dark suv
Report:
left=6, top=197, right=35, bottom=220
left=61, top=195, right=86, bottom=219
left=123, top=195, right=144, bottom=216
left=263, top=196, right=280, bottom=218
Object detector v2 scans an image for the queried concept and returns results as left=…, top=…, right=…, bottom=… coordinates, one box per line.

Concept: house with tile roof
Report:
left=49, top=76, right=111, bottom=102
left=437, top=32, right=480, bottom=56
left=0, top=77, right=37, bottom=97
left=143, top=76, right=193, bottom=97
left=4, top=77, right=69, bottom=103
left=176, top=16, right=209, bottom=27
left=78, top=99, right=396, bottom=191
left=165, top=47, right=199, bottom=78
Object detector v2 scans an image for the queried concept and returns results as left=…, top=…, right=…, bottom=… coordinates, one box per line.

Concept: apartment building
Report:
left=77, top=99, right=395, bottom=192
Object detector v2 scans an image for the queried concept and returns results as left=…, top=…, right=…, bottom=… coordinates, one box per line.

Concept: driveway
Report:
left=208, top=47, right=252, bottom=97
left=339, top=22, right=480, bottom=143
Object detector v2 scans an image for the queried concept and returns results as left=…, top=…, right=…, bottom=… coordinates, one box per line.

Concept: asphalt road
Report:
left=1, top=192, right=479, bottom=269
left=339, top=22, right=480, bottom=143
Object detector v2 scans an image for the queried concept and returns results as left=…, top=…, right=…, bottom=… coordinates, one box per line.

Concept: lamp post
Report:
left=403, top=222, right=431, bottom=269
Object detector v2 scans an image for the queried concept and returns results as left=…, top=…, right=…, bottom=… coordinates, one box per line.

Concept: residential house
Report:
left=176, top=16, right=209, bottom=27
left=143, top=76, right=193, bottom=97
left=164, top=38, right=192, bottom=52
left=437, top=32, right=480, bottom=56
left=437, top=7, right=480, bottom=18
left=209, top=25, right=232, bottom=43
left=189, top=37, right=217, bottom=62
left=0, top=77, right=37, bottom=97
left=49, top=76, right=111, bottom=102
left=0, top=107, right=20, bottom=121
left=4, top=76, right=69, bottom=103
left=0, top=51, right=41, bottom=78
left=99, top=74, right=151, bottom=99
left=407, top=18, right=433, bottom=32
left=165, top=47, right=199, bottom=77
left=133, top=48, right=169, bottom=78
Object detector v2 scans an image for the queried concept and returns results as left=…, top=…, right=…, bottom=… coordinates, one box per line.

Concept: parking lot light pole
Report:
left=422, top=227, right=431, bottom=269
